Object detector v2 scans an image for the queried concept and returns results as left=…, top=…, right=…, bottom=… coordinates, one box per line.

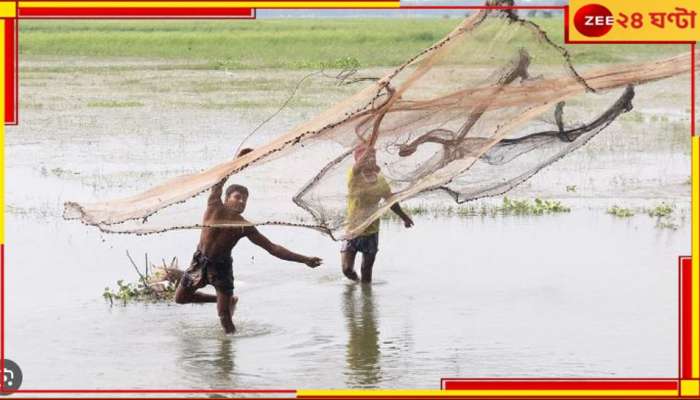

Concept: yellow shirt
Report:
left=346, top=168, right=391, bottom=235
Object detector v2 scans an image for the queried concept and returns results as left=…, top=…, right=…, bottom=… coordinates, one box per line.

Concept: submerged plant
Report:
left=655, top=219, right=679, bottom=230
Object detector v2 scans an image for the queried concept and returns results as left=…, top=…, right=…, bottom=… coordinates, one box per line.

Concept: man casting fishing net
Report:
left=174, top=149, right=322, bottom=333
left=342, top=145, right=414, bottom=283
left=63, top=4, right=699, bottom=330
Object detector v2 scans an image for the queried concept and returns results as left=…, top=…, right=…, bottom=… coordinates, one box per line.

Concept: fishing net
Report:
left=63, top=8, right=697, bottom=240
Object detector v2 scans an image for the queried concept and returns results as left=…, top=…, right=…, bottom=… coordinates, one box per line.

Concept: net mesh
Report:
left=63, top=9, right=698, bottom=240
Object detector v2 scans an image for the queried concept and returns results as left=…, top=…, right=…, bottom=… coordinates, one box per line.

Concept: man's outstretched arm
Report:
left=207, top=148, right=250, bottom=208
left=208, top=178, right=226, bottom=207
left=390, top=203, right=414, bottom=228
left=247, top=227, right=322, bottom=268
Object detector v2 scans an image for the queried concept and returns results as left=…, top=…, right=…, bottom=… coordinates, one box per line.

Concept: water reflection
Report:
left=214, top=336, right=236, bottom=384
left=343, top=283, right=381, bottom=388
left=174, top=322, right=238, bottom=388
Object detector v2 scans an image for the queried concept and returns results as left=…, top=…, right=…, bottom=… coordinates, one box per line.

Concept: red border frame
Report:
left=4, top=18, right=16, bottom=125
left=17, top=7, right=257, bottom=18
left=1, top=3, right=697, bottom=397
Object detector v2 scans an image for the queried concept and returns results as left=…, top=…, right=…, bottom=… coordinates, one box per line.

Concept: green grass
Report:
left=500, top=197, right=571, bottom=215
left=646, top=202, right=674, bottom=218
left=382, top=197, right=570, bottom=220
left=604, top=202, right=683, bottom=230
left=18, top=18, right=687, bottom=70
left=607, top=205, right=635, bottom=218
left=103, top=254, right=180, bottom=305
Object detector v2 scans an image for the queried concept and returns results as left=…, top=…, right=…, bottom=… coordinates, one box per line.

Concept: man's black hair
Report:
left=225, top=184, right=249, bottom=199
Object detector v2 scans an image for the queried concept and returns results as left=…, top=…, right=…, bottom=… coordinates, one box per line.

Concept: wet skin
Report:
left=175, top=179, right=322, bottom=334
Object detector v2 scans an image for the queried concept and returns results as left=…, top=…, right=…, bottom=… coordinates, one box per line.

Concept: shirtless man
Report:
left=174, top=149, right=322, bottom=333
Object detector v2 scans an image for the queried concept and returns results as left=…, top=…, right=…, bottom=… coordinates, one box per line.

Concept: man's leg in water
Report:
left=174, top=284, right=217, bottom=304
left=360, top=252, right=377, bottom=283
left=216, top=288, right=236, bottom=334
left=341, top=249, right=359, bottom=281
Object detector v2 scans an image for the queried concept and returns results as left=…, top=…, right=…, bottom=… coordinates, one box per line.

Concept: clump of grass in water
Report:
left=605, top=202, right=680, bottom=230
left=607, top=205, right=635, bottom=218
left=103, top=252, right=181, bottom=305
left=646, top=202, right=674, bottom=218
left=382, top=197, right=570, bottom=220
left=103, top=279, right=157, bottom=304
left=645, top=202, right=678, bottom=230
left=499, top=197, right=571, bottom=215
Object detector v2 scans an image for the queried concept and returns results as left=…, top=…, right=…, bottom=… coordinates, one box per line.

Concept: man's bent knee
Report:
left=174, top=287, right=192, bottom=304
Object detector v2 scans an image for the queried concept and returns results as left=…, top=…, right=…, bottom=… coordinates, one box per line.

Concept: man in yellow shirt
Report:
left=341, top=145, right=414, bottom=283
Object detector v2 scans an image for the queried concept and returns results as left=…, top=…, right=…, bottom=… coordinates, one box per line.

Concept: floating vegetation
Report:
left=500, top=197, right=571, bottom=215
left=40, top=166, right=80, bottom=178
left=103, top=252, right=183, bottom=305
left=382, top=197, right=571, bottom=221
left=607, top=205, right=635, bottom=218
left=605, top=202, right=681, bottom=230
left=645, top=202, right=677, bottom=230
left=646, top=202, right=674, bottom=218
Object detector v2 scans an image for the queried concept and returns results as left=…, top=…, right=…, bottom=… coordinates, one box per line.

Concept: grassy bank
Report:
left=19, top=18, right=687, bottom=70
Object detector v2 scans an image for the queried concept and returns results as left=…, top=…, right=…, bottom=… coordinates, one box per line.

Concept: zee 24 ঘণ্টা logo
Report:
left=574, top=4, right=615, bottom=37
left=573, top=3, right=697, bottom=38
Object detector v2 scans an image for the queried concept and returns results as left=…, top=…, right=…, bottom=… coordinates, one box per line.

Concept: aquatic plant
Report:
left=103, top=252, right=182, bottom=305
left=646, top=202, right=674, bottom=218
left=500, top=197, right=571, bottom=215
left=645, top=202, right=678, bottom=230
left=607, top=205, right=635, bottom=218
left=382, top=197, right=571, bottom=221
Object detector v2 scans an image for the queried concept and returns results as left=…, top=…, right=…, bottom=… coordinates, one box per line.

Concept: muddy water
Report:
left=4, top=61, right=692, bottom=389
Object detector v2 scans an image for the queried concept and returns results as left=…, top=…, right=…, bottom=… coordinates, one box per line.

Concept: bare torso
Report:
left=197, top=203, right=252, bottom=259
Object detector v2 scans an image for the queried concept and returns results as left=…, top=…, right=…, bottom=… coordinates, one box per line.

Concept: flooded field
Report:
left=5, top=48, right=693, bottom=390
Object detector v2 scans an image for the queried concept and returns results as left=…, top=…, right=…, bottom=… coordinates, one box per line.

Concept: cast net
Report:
left=63, top=8, right=698, bottom=240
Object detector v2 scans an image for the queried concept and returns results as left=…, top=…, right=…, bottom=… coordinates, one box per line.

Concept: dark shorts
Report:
left=341, top=232, right=379, bottom=255
left=179, top=250, right=234, bottom=295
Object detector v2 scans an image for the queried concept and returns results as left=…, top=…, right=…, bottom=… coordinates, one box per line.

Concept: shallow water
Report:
left=4, top=59, right=692, bottom=390
left=5, top=209, right=688, bottom=389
